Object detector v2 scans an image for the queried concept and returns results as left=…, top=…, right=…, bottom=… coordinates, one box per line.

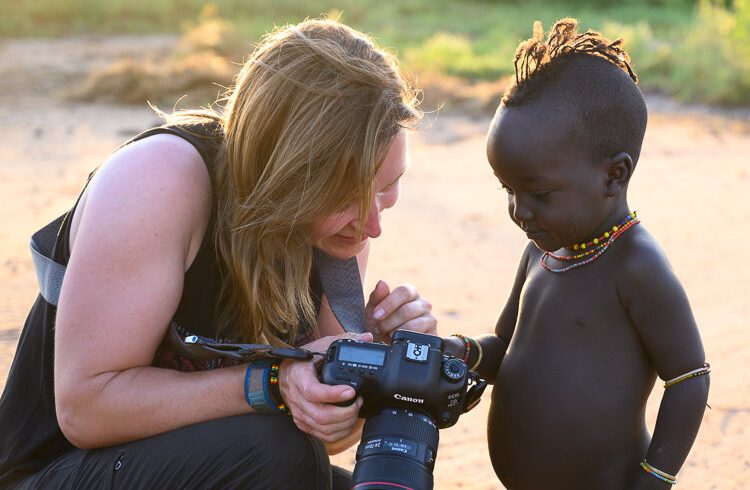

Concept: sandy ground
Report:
left=1, top=36, right=748, bottom=489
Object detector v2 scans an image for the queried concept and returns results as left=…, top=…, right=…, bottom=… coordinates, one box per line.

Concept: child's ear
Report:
left=604, top=152, right=634, bottom=196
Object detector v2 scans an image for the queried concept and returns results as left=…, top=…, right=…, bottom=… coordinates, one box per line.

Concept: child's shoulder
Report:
left=613, top=223, right=684, bottom=299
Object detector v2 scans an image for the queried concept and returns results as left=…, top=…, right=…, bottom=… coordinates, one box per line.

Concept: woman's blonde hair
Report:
left=170, top=19, right=420, bottom=345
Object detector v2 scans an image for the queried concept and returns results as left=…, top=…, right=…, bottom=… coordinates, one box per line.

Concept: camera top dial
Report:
left=441, top=358, right=467, bottom=383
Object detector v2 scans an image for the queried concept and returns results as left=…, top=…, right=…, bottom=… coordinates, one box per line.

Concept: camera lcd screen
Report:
left=338, top=344, right=386, bottom=366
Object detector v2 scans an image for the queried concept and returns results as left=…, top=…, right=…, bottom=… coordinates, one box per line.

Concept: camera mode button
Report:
left=442, top=359, right=466, bottom=382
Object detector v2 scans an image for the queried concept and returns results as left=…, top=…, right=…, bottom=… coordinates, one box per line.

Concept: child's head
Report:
left=487, top=18, right=648, bottom=252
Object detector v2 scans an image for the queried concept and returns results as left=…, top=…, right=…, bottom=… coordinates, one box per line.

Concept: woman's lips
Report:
left=334, top=234, right=358, bottom=244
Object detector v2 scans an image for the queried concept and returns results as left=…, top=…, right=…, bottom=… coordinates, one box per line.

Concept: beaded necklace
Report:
left=540, top=211, right=640, bottom=273
left=570, top=211, right=637, bottom=252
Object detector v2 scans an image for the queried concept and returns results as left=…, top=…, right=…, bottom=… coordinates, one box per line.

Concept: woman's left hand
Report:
left=364, top=280, right=437, bottom=341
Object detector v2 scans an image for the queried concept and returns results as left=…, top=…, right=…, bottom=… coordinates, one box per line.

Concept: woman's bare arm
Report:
left=54, top=135, right=262, bottom=448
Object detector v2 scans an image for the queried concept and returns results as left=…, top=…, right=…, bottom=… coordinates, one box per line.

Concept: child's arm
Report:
left=620, top=244, right=710, bottom=489
left=445, top=242, right=532, bottom=383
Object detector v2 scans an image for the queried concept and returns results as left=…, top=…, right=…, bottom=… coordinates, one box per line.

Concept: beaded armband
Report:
left=640, top=460, right=677, bottom=485
left=663, top=363, right=711, bottom=389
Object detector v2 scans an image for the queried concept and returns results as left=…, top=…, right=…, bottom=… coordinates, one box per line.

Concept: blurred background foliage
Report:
left=1, top=0, right=748, bottom=107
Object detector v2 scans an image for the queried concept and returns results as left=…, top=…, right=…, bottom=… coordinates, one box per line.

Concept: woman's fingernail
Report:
left=355, top=333, right=370, bottom=340
left=373, top=308, right=385, bottom=320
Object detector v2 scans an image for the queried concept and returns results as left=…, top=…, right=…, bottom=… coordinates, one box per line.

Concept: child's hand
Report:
left=364, top=280, right=436, bottom=342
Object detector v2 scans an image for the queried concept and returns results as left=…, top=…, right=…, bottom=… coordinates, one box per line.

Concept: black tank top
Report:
left=0, top=121, right=319, bottom=483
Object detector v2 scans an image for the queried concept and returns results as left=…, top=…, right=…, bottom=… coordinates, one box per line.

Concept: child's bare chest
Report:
left=514, top=263, right=634, bottom=348
left=486, top=262, right=653, bottom=488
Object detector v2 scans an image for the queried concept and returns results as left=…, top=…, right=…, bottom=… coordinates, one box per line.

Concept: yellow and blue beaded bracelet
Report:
left=640, top=460, right=677, bottom=485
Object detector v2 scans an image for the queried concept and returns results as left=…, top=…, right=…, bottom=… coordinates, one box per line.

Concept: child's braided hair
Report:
left=503, top=18, right=638, bottom=107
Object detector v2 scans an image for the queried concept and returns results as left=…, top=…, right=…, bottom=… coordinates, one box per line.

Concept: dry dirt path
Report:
left=1, top=36, right=748, bottom=489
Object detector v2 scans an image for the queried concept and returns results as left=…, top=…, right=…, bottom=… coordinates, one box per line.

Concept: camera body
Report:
left=320, top=330, right=471, bottom=428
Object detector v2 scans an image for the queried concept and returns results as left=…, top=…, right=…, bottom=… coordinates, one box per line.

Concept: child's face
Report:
left=486, top=107, right=614, bottom=252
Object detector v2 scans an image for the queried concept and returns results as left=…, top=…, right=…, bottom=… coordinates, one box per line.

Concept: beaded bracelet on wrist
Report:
left=640, top=460, right=677, bottom=485
left=268, top=361, right=291, bottom=415
left=452, top=334, right=472, bottom=364
left=244, top=360, right=290, bottom=415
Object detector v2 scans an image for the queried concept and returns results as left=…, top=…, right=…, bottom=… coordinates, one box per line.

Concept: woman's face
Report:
left=312, top=130, right=408, bottom=259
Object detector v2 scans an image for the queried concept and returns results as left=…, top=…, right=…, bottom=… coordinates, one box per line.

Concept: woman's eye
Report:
left=378, top=179, right=400, bottom=195
left=532, top=191, right=551, bottom=200
left=499, top=184, right=514, bottom=195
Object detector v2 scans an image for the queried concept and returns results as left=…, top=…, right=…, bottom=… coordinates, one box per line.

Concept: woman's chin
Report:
left=315, top=236, right=368, bottom=259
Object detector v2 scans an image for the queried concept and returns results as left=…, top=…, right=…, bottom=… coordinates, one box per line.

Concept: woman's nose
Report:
left=364, top=205, right=382, bottom=238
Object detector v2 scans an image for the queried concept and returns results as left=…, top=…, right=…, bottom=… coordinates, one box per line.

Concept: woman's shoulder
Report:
left=69, top=132, right=213, bottom=264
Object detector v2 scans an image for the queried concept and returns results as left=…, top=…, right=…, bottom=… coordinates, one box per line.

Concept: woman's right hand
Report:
left=279, top=332, right=373, bottom=443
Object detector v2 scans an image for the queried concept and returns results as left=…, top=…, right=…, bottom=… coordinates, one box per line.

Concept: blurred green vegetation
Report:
left=2, top=0, right=749, bottom=106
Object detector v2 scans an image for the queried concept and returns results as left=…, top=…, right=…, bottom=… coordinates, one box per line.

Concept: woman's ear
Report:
left=604, top=152, right=634, bottom=196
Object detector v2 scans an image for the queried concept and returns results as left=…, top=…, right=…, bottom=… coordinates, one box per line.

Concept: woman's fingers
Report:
left=279, top=337, right=369, bottom=442
left=366, top=283, right=436, bottom=337
left=294, top=398, right=363, bottom=441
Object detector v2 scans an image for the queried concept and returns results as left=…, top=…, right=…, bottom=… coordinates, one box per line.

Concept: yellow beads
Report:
left=566, top=211, right=637, bottom=251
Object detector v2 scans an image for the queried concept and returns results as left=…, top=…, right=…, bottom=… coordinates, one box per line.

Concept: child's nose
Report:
left=511, top=199, right=534, bottom=223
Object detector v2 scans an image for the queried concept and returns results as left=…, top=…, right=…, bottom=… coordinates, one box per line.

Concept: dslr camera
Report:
left=321, top=330, right=486, bottom=490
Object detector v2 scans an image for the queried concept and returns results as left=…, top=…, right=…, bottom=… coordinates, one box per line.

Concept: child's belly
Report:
left=487, top=344, right=651, bottom=490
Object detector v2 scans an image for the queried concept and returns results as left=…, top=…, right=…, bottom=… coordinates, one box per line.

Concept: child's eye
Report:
left=499, top=184, right=514, bottom=195
left=532, top=191, right=551, bottom=200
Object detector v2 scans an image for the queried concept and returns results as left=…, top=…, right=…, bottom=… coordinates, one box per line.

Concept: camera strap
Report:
left=313, top=248, right=366, bottom=334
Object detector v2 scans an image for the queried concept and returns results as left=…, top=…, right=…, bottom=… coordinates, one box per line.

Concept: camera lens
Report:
left=352, top=408, right=439, bottom=490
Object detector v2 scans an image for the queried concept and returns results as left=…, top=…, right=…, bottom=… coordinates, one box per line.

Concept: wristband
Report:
left=469, top=338, right=483, bottom=372
left=640, top=460, right=677, bottom=485
left=268, top=361, right=291, bottom=415
left=452, top=334, right=471, bottom=363
left=244, top=360, right=288, bottom=415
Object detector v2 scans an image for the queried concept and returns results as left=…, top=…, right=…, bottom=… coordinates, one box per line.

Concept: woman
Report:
left=0, top=19, right=435, bottom=489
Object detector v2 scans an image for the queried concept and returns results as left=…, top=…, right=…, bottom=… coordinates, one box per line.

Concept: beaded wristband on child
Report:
left=637, top=363, right=711, bottom=485
left=640, top=460, right=677, bottom=485
left=452, top=334, right=483, bottom=372
left=244, top=360, right=291, bottom=415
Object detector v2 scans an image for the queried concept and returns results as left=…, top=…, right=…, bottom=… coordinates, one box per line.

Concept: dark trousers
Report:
left=10, top=414, right=352, bottom=489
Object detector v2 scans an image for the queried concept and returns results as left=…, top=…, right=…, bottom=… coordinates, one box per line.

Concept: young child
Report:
left=446, top=19, right=709, bottom=489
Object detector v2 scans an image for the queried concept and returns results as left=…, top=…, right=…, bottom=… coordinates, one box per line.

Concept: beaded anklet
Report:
left=664, top=362, right=711, bottom=389
left=640, top=460, right=677, bottom=485
left=541, top=213, right=640, bottom=273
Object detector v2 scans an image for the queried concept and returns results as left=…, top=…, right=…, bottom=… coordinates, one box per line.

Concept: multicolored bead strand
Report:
left=453, top=334, right=472, bottom=364
left=640, top=460, right=677, bottom=485
left=269, top=361, right=291, bottom=415
left=568, top=211, right=638, bottom=252
left=541, top=216, right=640, bottom=273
